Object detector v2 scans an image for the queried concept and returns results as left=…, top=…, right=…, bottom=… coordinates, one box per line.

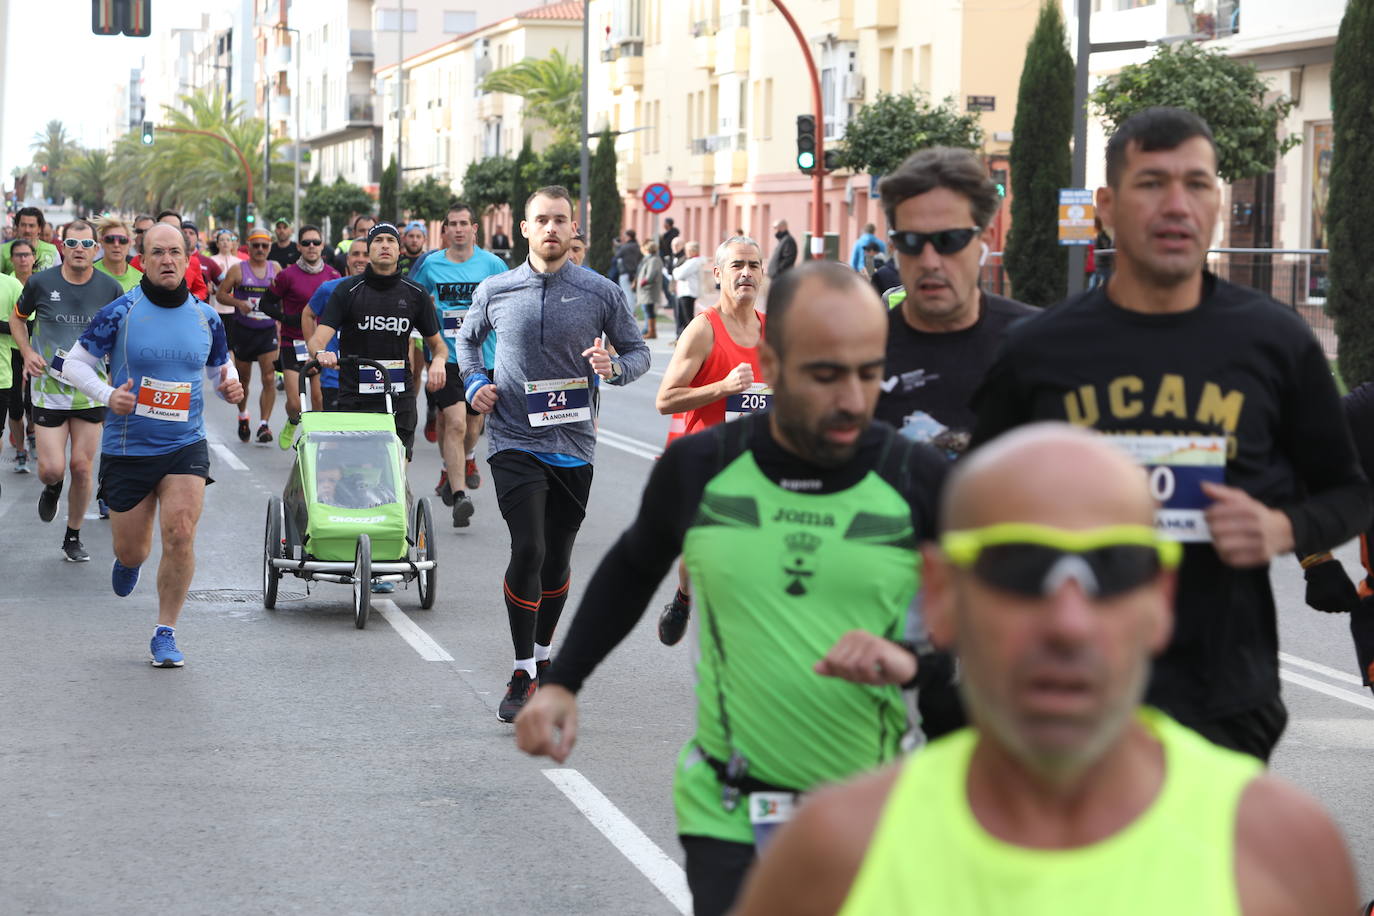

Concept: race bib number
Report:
left=246, top=297, right=269, bottom=322
left=293, top=339, right=308, bottom=362
left=725, top=383, right=772, bottom=422
left=135, top=376, right=192, bottom=422
left=526, top=377, right=591, bottom=427
left=47, top=348, right=68, bottom=380
left=748, top=792, right=798, bottom=852
left=1114, top=435, right=1226, bottom=542
left=357, top=359, right=407, bottom=395
left=442, top=308, right=465, bottom=340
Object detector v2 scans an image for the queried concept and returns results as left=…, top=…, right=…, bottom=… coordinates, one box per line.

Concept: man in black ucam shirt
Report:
left=309, top=222, right=447, bottom=461
left=971, top=107, right=1370, bottom=761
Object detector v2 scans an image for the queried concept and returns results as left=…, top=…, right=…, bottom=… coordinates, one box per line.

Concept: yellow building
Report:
left=588, top=0, right=1040, bottom=258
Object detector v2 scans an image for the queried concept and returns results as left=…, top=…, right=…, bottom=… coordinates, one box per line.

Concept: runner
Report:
left=60, top=224, right=242, bottom=667
left=653, top=235, right=767, bottom=645
left=459, top=185, right=650, bottom=723
left=333, top=215, right=375, bottom=271
left=732, top=424, right=1357, bottom=916
left=257, top=224, right=339, bottom=449
left=9, top=220, right=124, bottom=561
left=93, top=217, right=143, bottom=293
left=5, top=238, right=37, bottom=473
left=567, top=233, right=589, bottom=268
left=516, top=261, right=945, bottom=915
left=409, top=202, right=507, bottom=526
left=308, top=221, right=447, bottom=463
left=216, top=228, right=281, bottom=443
left=303, top=238, right=370, bottom=412
left=1, top=207, right=60, bottom=275
left=971, top=107, right=1370, bottom=761
left=398, top=220, right=429, bottom=275
left=129, top=212, right=209, bottom=301
left=268, top=218, right=300, bottom=268
left=0, top=267, right=21, bottom=491
left=182, top=222, right=223, bottom=294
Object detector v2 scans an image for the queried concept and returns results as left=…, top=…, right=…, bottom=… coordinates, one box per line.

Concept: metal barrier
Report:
left=976, top=248, right=1335, bottom=359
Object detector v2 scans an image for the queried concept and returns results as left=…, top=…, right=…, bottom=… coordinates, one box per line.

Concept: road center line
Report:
left=598, top=427, right=663, bottom=461
left=1280, top=668, right=1374, bottom=712
left=544, top=768, right=691, bottom=914
left=375, top=599, right=453, bottom=661
left=209, top=441, right=249, bottom=471
left=1278, top=651, right=1364, bottom=687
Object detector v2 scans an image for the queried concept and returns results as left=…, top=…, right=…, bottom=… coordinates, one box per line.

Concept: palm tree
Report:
left=480, top=48, right=583, bottom=143
left=30, top=120, right=82, bottom=202
left=67, top=149, right=114, bottom=215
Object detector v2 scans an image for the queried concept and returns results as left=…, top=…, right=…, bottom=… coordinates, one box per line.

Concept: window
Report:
left=375, top=8, right=418, bottom=31
left=444, top=10, right=476, bottom=34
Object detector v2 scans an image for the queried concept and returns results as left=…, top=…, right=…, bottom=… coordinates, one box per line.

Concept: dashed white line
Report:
left=375, top=599, right=453, bottom=661
left=598, top=428, right=663, bottom=461
left=209, top=441, right=249, bottom=471
left=544, top=768, right=691, bottom=914
left=1279, top=651, right=1363, bottom=687
left=1280, top=668, right=1374, bottom=712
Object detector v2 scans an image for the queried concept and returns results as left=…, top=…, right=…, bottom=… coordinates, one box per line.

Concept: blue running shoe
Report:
left=112, top=560, right=141, bottom=597
left=370, top=581, right=395, bottom=594
left=149, top=626, right=184, bottom=667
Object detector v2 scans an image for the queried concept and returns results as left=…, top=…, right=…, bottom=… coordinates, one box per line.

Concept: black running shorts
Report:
left=98, top=439, right=213, bottom=513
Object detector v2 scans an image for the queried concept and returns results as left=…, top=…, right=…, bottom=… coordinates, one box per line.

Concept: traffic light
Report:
left=40, top=165, right=48, bottom=176
left=823, top=149, right=842, bottom=172
left=123, top=0, right=151, bottom=37
left=990, top=167, right=1008, bottom=198
left=92, top=0, right=151, bottom=37
left=245, top=203, right=257, bottom=225
left=796, top=114, right=817, bottom=173
left=140, top=121, right=154, bottom=145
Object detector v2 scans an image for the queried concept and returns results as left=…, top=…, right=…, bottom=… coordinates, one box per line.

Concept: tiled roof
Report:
left=515, top=1, right=585, bottom=21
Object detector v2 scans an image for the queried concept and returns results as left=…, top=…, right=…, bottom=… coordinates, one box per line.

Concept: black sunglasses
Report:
left=299, top=239, right=323, bottom=246
left=103, top=235, right=130, bottom=245
left=962, top=543, right=1168, bottom=600
left=888, top=227, right=981, bottom=257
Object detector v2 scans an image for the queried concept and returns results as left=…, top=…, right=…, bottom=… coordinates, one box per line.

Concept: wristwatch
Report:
left=610, top=358, right=623, bottom=380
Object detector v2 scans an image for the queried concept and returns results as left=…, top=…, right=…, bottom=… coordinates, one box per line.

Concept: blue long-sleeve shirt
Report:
left=849, top=232, right=887, bottom=271
left=458, top=259, right=650, bottom=465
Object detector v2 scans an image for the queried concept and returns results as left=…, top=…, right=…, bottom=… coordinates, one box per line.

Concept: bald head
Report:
left=142, top=223, right=189, bottom=290
left=944, top=424, right=1156, bottom=533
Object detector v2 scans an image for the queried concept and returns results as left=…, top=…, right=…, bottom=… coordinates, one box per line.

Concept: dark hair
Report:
left=352, top=213, right=375, bottom=230
left=8, top=238, right=36, bottom=258
left=446, top=202, right=475, bottom=221
left=1105, top=107, right=1218, bottom=188
left=14, top=206, right=44, bottom=229
left=878, top=147, right=1000, bottom=231
left=155, top=209, right=182, bottom=226
left=525, top=185, right=574, bottom=216
left=573, top=232, right=587, bottom=242
left=624, top=228, right=637, bottom=240
left=298, top=224, right=323, bottom=240
left=764, top=260, right=876, bottom=356
left=62, top=219, right=95, bottom=239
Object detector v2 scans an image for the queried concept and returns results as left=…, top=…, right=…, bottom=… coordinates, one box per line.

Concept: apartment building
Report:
left=374, top=1, right=585, bottom=193
left=588, top=0, right=1040, bottom=258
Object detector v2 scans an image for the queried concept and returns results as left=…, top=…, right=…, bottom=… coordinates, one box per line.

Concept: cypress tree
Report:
left=379, top=155, right=398, bottom=224
left=509, top=136, right=537, bottom=266
left=1004, top=0, right=1073, bottom=307
left=1328, top=0, right=1374, bottom=386
left=588, top=128, right=621, bottom=275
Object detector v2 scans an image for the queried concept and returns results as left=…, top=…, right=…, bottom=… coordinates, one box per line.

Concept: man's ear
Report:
left=922, top=542, right=957, bottom=651
left=758, top=340, right=779, bottom=389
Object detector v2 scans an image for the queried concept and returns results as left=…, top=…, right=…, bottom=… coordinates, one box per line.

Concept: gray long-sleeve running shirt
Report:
left=458, top=258, right=651, bottom=465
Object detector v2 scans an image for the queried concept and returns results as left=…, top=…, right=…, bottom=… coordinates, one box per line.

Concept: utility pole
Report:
left=578, top=5, right=590, bottom=230
left=396, top=1, right=405, bottom=217
left=771, top=0, right=825, bottom=259
left=1068, top=0, right=1091, bottom=295
left=278, top=23, right=302, bottom=233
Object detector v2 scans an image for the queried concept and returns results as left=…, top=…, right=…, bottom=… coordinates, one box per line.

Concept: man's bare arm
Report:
left=1235, top=775, right=1358, bottom=916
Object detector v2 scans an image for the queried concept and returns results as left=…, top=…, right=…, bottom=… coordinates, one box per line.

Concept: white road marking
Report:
left=598, top=428, right=663, bottom=461
left=1279, top=651, right=1364, bottom=687
left=1280, top=668, right=1374, bottom=713
left=544, top=768, right=691, bottom=914
left=375, top=599, right=453, bottom=661
left=210, top=442, right=249, bottom=471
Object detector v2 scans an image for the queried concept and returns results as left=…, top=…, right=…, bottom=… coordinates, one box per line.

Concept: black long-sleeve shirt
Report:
left=971, top=273, right=1371, bottom=720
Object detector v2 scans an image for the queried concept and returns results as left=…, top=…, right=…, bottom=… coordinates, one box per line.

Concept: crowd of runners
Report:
left=2, top=106, right=1369, bottom=914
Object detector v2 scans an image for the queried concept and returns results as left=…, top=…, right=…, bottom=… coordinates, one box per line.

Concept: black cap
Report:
left=367, top=222, right=400, bottom=246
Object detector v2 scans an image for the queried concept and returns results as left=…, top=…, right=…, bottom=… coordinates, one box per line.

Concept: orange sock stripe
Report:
left=503, top=580, right=541, bottom=611
left=541, top=579, right=571, bottom=599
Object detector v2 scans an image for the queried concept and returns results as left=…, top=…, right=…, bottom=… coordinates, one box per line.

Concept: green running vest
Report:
left=839, top=708, right=1260, bottom=915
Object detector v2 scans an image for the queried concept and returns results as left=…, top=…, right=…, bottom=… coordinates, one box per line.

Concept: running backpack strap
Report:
left=713, top=411, right=756, bottom=474
left=874, top=427, right=916, bottom=493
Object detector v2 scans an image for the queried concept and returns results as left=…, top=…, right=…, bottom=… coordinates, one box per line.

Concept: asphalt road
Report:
left=2, top=336, right=1371, bottom=913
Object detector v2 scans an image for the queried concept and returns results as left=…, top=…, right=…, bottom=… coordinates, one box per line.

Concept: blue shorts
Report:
left=98, top=439, right=213, bottom=513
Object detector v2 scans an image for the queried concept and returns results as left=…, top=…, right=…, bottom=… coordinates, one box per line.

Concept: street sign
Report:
left=967, top=95, right=996, bottom=112
left=1058, top=188, right=1096, bottom=247
left=642, top=183, right=673, bottom=214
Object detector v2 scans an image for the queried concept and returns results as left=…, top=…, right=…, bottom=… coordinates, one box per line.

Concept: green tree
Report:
left=461, top=155, right=516, bottom=247
left=1005, top=1, right=1073, bottom=308
left=1089, top=42, right=1299, bottom=182
left=66, top=148, right=114, bottom=216
left=399, top=175, right=455, bottom=223
left=379, top=155, right=399, bottom=224
left=509, top=136, right=537, bottom=265
left=1327, top=1, right=1374, bottom=386
left=840, top=92, right=984, bottom=178
left=527, top=138, right=581, bottom=200
left=29, top=120, right=81, bottom=203
left=303, top=176, right=375, bottom=245
left=588, top=127, right=620, bottom=274
left=480, top=48, right=583, bottom=144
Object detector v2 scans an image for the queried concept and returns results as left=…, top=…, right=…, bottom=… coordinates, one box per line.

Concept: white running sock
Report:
left=534, top=643, right=551, bottom=663
left=515, top=657, right=536, bottom=677
left=465, top=451, right=476, bottom=461
left=238, top=410, right=249, bottom=420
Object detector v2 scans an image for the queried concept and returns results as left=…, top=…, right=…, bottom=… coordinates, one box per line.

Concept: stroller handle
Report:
left=299, top=355, right=397, bottom=416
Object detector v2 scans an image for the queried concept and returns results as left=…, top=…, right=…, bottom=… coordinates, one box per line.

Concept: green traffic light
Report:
left=246, top=213, right=255, bottom=223
left=797, top=151, right=815, bottom=170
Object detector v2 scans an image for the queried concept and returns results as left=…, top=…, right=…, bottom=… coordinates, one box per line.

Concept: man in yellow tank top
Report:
left=734, top=424, right=1357, bottom=916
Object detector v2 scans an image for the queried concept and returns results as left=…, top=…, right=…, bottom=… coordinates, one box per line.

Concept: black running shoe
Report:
left=658, top=593, right=691, bottom=646
left=451, top=494, right=474, bottom=528
left=38, top=481, right=62, bottom=523
left=237, top=417, right=251, bottom=442
left=435, top=470, right=454, bottom=506
left=536, top=658, right=551, bottom=684
left=498, top=670, right=536, bottom=723
left=62, top=537, right=90, bottom=563
left=256, top=422, right=272, bottom=443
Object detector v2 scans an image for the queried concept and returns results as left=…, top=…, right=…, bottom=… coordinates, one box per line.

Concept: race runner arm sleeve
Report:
left=544, top=437, right=712, bottom=694
left=61, top=344, right=115, bottom=404
left=1278, top=335, right=1372, bottom=555
left=257, top=287, right=299, bottom=327
left=599, top=287, right=651, bottom=386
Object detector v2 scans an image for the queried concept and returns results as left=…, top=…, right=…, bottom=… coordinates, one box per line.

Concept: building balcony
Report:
left=476, top=92, right=502, bottom=119
left=692, top=33, right=716, bottom=69
left=610, top=48, right=644, bottom=92
left=687, top=152, right=714, bottom=186
left=347, top=93, right=374, bottom=124
left=854, top=0, right=899, bottom=31
left=822, top=0, right=858, bottom=41
left=714, top=24, right=749, bottom=74
left=617, top=156, right=642, bottom=192
left=1192, top=0, right=1241, bottom=39
left=350, top=29, right=374, bottom=59
left=716, top=149, right=748, bottom=186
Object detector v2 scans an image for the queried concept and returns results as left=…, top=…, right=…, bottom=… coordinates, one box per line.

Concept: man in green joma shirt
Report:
left=733, top=424, right=1357, bottom=916
left=517, top=260, right=950, bottom=916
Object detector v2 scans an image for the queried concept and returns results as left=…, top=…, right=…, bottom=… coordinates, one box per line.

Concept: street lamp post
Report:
left=277, top=23, right=303, bottom=233
left=770, top=0, right=826, bottom=259
left=579, top=6, right=590, bottom=230
left=1069, top=0, right=1091, bottom=295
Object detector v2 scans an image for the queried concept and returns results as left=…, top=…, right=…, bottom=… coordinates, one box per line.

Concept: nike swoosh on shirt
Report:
left=880, top=376, right=899, bottom=393
left=560, top=295, right=581, bottom=302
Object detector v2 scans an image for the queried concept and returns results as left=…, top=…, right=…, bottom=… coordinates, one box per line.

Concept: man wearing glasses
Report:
left=8, top=220, right=124, bottom=562
left=1, top=207, right=60, bottom=275
left=94, top=217, right=143, bottom=293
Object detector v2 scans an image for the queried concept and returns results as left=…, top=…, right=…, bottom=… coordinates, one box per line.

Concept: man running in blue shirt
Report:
left=62, top=225, right=243, bottom=667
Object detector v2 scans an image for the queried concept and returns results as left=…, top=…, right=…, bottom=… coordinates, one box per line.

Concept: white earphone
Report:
left=979, top=241, right=990, bottom=266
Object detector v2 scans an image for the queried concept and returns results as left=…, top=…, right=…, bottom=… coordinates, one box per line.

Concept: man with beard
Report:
left=459, top=186, right=650, bottom=724
left=516, top=260, right=948, bottom=916
left=397, top=221, right=429, bottom=275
